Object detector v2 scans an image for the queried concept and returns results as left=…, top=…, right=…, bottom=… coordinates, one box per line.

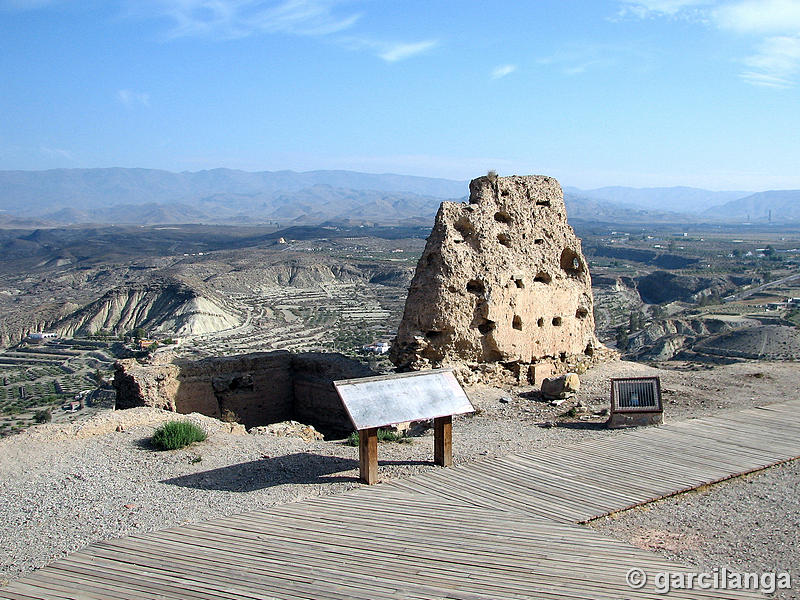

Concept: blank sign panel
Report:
left=334, top=369, right=474, bottom=430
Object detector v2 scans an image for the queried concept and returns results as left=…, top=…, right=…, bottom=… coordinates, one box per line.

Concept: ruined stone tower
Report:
left=390, top=174, right=600, bottom=381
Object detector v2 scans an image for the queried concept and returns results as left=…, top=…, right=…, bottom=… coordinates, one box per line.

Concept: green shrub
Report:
left=377, top=428, right=404, bottom=442
left=151, top=421, right=207, bottom=450
left=345, top=428, right=408, bottom=446
left=33, top=409, right=51, bottom=423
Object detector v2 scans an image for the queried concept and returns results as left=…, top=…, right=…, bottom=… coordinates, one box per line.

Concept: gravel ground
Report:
left=590, top=460, right=800, bottom=600
left=1, top=358, right=798, bottom=588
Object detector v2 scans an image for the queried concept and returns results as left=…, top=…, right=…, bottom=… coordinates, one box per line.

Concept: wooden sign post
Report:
left=358, top=428, right=378, bottom=484
left=433, top=415, right=452, bottom=467
left=334, top=369, right=474, bottom=485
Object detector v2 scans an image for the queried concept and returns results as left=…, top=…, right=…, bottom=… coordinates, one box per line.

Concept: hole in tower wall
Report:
left=584, top=344, right=594, bottom=357
left=560, top=248, right=584, bottom=276
left=536, top=199, right=551, bottom=207
left=534, top=238, right=544, bottom=245
left=534, top=272, right=552, bottom=284
left=537, top=318, right=544, bottom=327
left=454, top=217, right=476, bottom=237
left=497, top=233, right=512, bottom=247
left=478, top=320, right=496, bottom=335
left=494, top=211, right=512, bottom=224
left=425, top=330, right=442, bottom=341
left=552, top=317, right=562, bottom=326
left=512, top=315, right=523, bottom=330
left=466, top=279, right=485, bottom=295
left=576, top=308, right=589, bottom=319
left=514, top=279, right=525, bottom=289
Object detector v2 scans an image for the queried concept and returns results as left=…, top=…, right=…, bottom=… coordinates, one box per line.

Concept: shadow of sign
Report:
left=160, top=452, right=429, bottom=492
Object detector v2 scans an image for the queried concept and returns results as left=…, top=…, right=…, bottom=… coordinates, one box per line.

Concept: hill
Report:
left=565, top=185, right=750, bottom=214
left=563, top=192, right=688, bottom=224
left=5, top=168, right=798, bottom=226
left=0, top=168, right=467, bottom=219
left=702, top=190, right=800, bottom=223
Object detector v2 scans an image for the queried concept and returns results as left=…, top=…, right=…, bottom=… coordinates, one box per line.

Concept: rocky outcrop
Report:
left=390, top=174, right=607, bottom=382
left=114, top=351, right=374, bottom=437
left=627, top=317, right=744, bottom=360
left=114, top=359, right=182, bottom=411
left=636, top=271, right=758, bottom=304
left=53, top=280, right=240, bottom=338
left=0, top=302, right=77, bottom=348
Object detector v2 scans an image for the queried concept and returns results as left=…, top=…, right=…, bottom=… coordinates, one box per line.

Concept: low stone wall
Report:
left=290, top=353, right=363, bottom=436
left=114, top=351, right=373, bottom=437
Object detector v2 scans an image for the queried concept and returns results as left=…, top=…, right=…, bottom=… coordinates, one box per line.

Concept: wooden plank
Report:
left=4, top=401, right=793, bottom=600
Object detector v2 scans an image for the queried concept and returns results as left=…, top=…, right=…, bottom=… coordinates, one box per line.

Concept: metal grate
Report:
left=611, top=377, right=662, bottom=413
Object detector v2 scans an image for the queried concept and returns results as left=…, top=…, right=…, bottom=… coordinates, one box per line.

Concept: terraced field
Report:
left=0, top=339, right=116, bottom=436
left=186, top=281, right=404, bottom=358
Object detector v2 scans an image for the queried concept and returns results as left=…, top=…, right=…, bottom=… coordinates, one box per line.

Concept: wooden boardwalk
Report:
left=3, top=400, right=799, bottom=600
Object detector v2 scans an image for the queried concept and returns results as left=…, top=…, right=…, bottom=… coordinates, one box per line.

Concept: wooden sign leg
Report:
left=359, top=428, right=378, bottom=484
left=433, top=415, right=452, bottom=467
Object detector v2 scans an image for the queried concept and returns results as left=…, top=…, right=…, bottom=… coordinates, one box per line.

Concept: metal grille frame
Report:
left=610, top=377, right=663, bottom=414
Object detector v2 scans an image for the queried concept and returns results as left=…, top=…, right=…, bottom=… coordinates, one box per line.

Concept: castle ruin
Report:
left=114, top=351, right=373, bottom=437
left=390, top=174, right=604, bottom=382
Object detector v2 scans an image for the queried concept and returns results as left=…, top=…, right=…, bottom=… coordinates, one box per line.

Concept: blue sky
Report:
left=1, top=0, right=799, bottom=190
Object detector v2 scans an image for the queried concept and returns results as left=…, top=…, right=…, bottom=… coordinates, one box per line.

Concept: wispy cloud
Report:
left=616, top=0, right=712, bottom=19
left=341, top=36, right=438, bottom=62
left=716, top=0, right=800, bottom=86
left=138, top=1, right=437, bottom=63
left=619, top=0, right=800, bottom=87
left=40, top=145, right=73, bottom=160
left=537, top=45, right=619, bottom=76
left=491, top=64, right=517, bottom=79
left=117, top=89, right=151, bottom=107
left=715, top=0, right=800, bottom=34
left=145, top=0, right=361, bottom=40
left=378, top=40, right=438, bottom=62
left=740, top=35, right=800, bottom=87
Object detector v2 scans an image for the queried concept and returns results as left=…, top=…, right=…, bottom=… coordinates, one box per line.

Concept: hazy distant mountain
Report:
left=0, top=212, right=53, bottom=229
left=43, top=203, right=212, bottom=225
left=702, top=190, right=800, bottom=223
left=565, top=185, right=750, bottom=214
left=563, top=192, right=688, bottom=223
left=2, top=168, right=792, bottom=227
left=0, top=168, right=468, bottom=217
left=25, top=181, right=450, bottom=226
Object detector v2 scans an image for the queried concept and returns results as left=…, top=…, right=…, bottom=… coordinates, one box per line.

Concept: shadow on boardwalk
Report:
left=161, top=452, right=429, bottom=492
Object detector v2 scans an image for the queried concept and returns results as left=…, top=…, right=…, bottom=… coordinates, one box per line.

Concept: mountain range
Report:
left=0, top=168, right=798, bottom=226
left=563, top=186, right=749, bottom=214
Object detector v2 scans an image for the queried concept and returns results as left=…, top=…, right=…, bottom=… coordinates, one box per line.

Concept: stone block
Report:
left=541, top=372, right=580, bottom=400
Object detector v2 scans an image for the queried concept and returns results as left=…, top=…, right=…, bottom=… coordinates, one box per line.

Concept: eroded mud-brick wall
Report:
left=390, top=174, right=600, bottom=379
left=114, top=351, right=373, bottom=436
